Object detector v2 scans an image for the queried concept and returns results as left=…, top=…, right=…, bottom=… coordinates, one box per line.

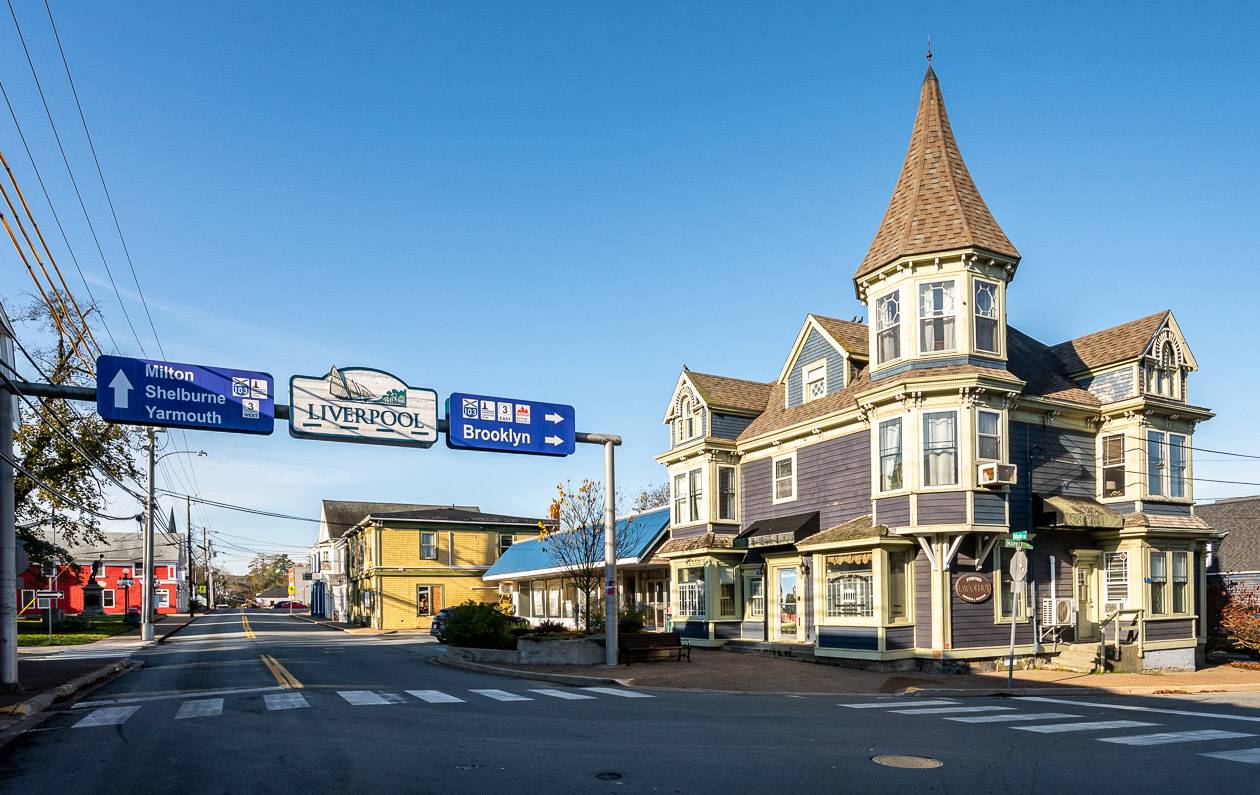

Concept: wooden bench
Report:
left=619, top=631, right=691, bottom=664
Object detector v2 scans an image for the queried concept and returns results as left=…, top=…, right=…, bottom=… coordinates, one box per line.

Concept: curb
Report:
left=898, top=682, right=1260, bottom=697
left=434, top=655, right=629, bottom=687
left=0, top=658, right=140, bottom=720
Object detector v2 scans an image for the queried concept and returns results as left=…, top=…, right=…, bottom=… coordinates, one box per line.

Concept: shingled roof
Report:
left=1198, top=497, right=1260, bottom=573
left=855, top=66, right=1019, bottom=281
left=320, top=500, right=480, bottom=539
left=1049, top=311, right=1169, bottom=375
left=686, top=371, right=774, bottom=415
left=1007, top=327, right=1101, bottom=406
left=813, top=315, right=870, bottom=358
left=797, top=515, right=890, bottom=548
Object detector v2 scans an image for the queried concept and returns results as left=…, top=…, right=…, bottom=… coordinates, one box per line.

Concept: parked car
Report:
left=430, top=607, right=457, bottom=642
left=272, top=601, right=308, bottom=610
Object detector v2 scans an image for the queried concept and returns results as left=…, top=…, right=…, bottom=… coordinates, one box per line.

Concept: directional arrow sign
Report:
left=96, top=355, right=274, bottom=435
left=446, top=392, right=575, bottom=456
left=36, top=591, right=63, bottom=599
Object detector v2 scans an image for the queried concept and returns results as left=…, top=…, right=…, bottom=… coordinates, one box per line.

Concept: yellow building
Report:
left=344, top=506, right=545, bottom=630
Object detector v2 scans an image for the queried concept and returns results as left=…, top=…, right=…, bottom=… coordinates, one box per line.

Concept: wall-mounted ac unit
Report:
left=1103, top=601, right=1124, bottom=616
left=978, top=462, right=1017, bottom=487
left=1040, top=597, right=1075, bottom=627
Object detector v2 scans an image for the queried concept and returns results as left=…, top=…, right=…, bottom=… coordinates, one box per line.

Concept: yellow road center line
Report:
left=259, top=654, right=303, bottom=690
left=241, top=613, right=255, bottom=640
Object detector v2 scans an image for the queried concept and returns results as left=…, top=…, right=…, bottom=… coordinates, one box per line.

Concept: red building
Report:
left=17, top=531, right=186, bottom=617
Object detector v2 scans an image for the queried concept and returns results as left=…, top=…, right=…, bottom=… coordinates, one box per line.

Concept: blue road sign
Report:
left=95, top=355, right=275, bottom=435
left=446, top=392, right=575, bottom=456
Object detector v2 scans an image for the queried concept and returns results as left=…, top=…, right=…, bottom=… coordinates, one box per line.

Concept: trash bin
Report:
left=125, top=608, right=141, bottom=627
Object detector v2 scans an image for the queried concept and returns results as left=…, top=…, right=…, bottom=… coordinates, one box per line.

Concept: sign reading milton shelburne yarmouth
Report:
left=288, top=366, right=438, bottom=447
left=95, top=354, right=275, bottom=435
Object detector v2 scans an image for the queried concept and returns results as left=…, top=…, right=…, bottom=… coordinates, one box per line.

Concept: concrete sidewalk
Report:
left=290, top=613, right=432, bottom=638
left=476, top=647, right=1260, bottom=696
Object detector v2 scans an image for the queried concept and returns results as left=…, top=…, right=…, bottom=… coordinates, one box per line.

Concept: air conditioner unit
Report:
left=1103, top=602, right=1124, bottom=616
left=1041, top=597, right=1075, bottom=627
left=978, top=462, right=1017, bottom=487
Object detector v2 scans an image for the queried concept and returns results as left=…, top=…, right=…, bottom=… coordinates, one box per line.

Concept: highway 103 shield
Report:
left=288, top=366, right=438, bottom=447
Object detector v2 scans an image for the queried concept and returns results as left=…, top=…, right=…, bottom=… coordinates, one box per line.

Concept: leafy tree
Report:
left=539, top=480, right=631, bottom=632
left=246, top=554, right=293, bottom=596
left=1219, top=583, right=1260, bottom=653
left=8, top=296, right=143, bottom=566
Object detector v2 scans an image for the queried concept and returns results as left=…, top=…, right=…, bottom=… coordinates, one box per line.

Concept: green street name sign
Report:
left=1003, top=540, right=1033, bottom=550
left=1010, top=531, right=1029, bottom=541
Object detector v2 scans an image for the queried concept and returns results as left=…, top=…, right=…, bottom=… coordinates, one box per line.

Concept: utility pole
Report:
left=203, top=527, right=213, bottom=608
left=141, top=428, right=156, bottom=642
left=186, top=496, right=194, bottom=615
left=603, top=440, right=617, bottom=667
left=1, top=304, right=20, bottom=691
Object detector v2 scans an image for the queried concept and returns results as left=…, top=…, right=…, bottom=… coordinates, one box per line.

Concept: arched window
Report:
left=681, top=397, right=693, bottom=439
left=1147, top=337, right=1180, bottom=399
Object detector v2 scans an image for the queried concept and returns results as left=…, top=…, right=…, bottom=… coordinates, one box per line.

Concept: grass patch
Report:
left=17, top=616, right=133, bottom=646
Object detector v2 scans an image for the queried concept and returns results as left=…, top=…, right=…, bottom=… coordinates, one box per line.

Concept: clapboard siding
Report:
left=876, top=496, right=911, bottom=528
left=786, top=328, right=846, bottom=407
left=1142, top=502, right=1193, bottom=517
left=740, top=620, right=766, bottom=641
left=1108, top=501, right=1138, bottom=515
left=1009, top=422, right=1095, bottom=533
left=1146, top=618, right=1195, bottom=641
left=949, top=552, right=1034, bottom=648
left=974, top=492, right=1007, bottom=525
left=710, top=412, right=755, bottom=440
left=741, top=431, right=870, bottom=529
left=817, top=625, right=878, bottom=651
left=1078, top=367, right=1136, bottom=404
left=914, top=550, right=931, bottom=648
left=670, top=523, right=710, bottom=540
left=886, top=626, right=915, bottom=651
left=918, top=492, right=967, bottom=525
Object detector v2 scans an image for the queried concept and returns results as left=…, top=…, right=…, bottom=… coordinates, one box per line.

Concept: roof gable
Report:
left=1049, top=311, right=1172, bottom=375
left=855, top=66, right=1019, bottom=281
left=665, top=370, right=772, bottom=422
left=776, top=315, right=867, bottom=385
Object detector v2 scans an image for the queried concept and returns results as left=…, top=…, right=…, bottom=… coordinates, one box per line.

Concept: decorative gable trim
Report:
left=1142, top=313, right=1198, bottom=372
left=662, top=372, right=707, bottom=423
left=776, top=315, right=854, bottom=384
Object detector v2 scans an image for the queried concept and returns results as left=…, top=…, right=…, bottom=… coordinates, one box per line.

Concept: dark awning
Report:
left=735, top=512, right=819, bottom=549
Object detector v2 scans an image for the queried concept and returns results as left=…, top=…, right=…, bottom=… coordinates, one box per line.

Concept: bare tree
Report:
left=539, top=480, right=631, bottom=632
left=632, top=481, right=670, bottom=512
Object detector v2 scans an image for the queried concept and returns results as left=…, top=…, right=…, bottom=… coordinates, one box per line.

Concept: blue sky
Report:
left=1, top=2, right=1257, bottom=571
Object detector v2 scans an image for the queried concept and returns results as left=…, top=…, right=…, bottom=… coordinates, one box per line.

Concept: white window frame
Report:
left=672, top=473, right=687, bottom=525
left=420, top=531, right=438, bottom=560
left=717, top=466, right=737, bottom=521
left=824, top=553, right=875, bottom=620
left=1101, top=434, right=1125, bottom=499
left=743, top=571, right=764, bottom=619
left=976, top=409, right=1002, bottom=462
left=677, top=567, right=706, bottom=618
left=416, top=585, right=433, bottom=617
left=102, top=589, right=116, bottom=609
left=921, top=410, right=959, bottom=488
left=874, top=288, right=902, bottom=365
left=155, top=589, right=170, bottom=609
left=802, top=359, right=827, bottom=403
left=973, top=278, right=1000, bottom=354
left=687, top=468, right=705, bottom=523
left=771, top=452, right=797, bottom=504
left=1168, top=434, right=1188, bottom=499
left=1104, top=551, right=1129, bottom=606
left=1147, top=430, right=1166, bottom=497
left=877, top=417, right=904, bottom=493
left=917, top=279, right=958, bottom=354
left=20, top=589, right=35, bottom=610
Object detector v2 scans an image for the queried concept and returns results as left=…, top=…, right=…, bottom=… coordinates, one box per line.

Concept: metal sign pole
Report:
left=1007, top=582, right=1017, bottom=688
left=141, top=428, right=156, bottom=641
left=603, top=440, right=617, bottom=667
left=0, top=307, right=19, bottom=691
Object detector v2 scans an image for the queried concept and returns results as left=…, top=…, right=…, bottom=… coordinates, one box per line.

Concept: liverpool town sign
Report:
left=289, top=366, right=438, bottom=447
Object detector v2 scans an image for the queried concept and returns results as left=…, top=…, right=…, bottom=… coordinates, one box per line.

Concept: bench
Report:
left=619, top=631, right=691, bottom=664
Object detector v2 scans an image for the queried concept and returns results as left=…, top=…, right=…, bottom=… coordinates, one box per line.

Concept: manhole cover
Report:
left=594, top=772, right=623, bottom=781
left=871, top=755, right=942, bottom=769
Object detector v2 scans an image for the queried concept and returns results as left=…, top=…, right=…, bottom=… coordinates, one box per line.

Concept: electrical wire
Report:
left=0, top=448, right=139, bottom=521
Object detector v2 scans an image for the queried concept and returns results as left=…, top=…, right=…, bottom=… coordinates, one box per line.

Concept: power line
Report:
left=0, top=448, right=139, bottom=521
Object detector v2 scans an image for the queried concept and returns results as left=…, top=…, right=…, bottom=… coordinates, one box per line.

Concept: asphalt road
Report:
left=3, top=610, right=1260, bottom=793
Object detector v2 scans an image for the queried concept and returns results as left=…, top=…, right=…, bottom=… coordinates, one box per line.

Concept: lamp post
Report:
left=142, top=438, right=206, bottom=641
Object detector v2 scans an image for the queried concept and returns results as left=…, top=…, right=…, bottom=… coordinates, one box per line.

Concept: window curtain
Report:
left=923, top=413, right=957, bottom=486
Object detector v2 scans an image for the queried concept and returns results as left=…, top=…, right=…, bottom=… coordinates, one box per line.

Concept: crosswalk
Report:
left=838, top=697, right=1260, bottom=766
left=69, top=686, right=652, bottom=729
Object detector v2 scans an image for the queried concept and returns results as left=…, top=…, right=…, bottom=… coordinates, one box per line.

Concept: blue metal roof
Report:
left=484, top=506, right=670, bottom=580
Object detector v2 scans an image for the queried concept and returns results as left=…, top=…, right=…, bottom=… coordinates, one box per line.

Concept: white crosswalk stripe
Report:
left=406, top=690, right=465, bottom=704
left=1201, top=747, right=1260, bottom=764
left=339, top=691, right=400, bottom=705
left=579, top=687, right=653, bottom=699
left=891, top=706, right=1014, bottom=715
left=263, top=692, right=309, bottom=711
left=1014, top=720, right=1159, bottom=734
left=839, top=699, right=957, bottom=709
left=946, top=712, right=1082, bottom=724
left=175, top=698, right=224, bottom=719
left=470, top=689, right=533, bottom=702
left=530, top=689, right=596, bottom=700
left=73, top=706, right=139, bottom=728
left=1098, top=730, right=1255, bottom=746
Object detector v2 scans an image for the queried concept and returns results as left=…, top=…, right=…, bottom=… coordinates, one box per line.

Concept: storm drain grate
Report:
left=871, top=755, right=943, bottom=769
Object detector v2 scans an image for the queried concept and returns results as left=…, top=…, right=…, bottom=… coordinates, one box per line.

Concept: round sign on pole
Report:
left=1010, top=549, right=1029, bottom=584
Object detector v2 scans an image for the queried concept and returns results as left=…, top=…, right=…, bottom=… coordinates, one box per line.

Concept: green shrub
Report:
left=617, top=608, right=646, bottom=635
left=443, top=601, right=515, bottom=650
left=532, top=619, right=570, bottom=635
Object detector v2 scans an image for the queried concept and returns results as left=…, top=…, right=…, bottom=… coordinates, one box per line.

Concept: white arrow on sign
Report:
left=544, top=435, right=563, bottom=447
left=109, top=370, right=133, bottom=409
left=545, top=412, right=563, bottom=424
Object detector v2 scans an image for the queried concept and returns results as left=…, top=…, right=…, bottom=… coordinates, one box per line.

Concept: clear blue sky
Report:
left=1, top=2, right=1257, bottom=571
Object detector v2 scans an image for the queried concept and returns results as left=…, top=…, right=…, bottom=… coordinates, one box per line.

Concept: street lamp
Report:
left=140, top=433, right=207, bottom=642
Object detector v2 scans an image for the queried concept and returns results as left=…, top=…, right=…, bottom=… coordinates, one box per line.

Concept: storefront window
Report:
left=531, top=582, right=545, bottom=617
left=1172, top=551, right=1189, bottom=614
left=888, top=550, right=910, bottom=621
left=1149, top=551, right=1168, bottom=615
left=547, top=580, right=561, bottom=617
left=718, top=566, right=735, bottom=616
left=563, top=584, right=576, bottom=619
left=518, top=582, right=532, bottom=618
left=744, top=572, right=764, bottom=618
left=678, top=567, right=706, bottom=617
left=825, top=553, right=873, bottom=618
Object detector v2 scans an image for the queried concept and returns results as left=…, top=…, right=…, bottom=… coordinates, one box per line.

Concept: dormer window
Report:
left=1144, top=335, right=1182, bottom=400
left=673, top=395, right=702, bottom=444
left=803, top=361, right=826, bottom=403
left=974, top=280, right=999, bottom=354
left=681, top=398, right=694, bottom=438
left=876, top=291, right=901, bottom=363
left=919, top=281, right=956, bottom=353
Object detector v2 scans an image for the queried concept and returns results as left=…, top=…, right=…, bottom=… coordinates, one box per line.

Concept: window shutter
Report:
left=433, top=585, right=444, bottom=611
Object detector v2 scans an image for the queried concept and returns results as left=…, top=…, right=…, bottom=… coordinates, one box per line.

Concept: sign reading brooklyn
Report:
left=954, top=573, right=994, bottom=604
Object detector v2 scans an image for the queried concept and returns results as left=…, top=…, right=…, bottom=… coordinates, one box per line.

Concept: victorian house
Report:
left=656, top=63, right=1216, bottom=672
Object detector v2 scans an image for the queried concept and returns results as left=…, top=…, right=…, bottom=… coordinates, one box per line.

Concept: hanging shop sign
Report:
left=289, top=366, right=438, bottom=448
left=954, top=573, right=994, bottom=604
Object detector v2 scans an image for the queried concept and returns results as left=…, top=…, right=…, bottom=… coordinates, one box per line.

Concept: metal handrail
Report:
left=1098, top=607, right=1145, bottom=672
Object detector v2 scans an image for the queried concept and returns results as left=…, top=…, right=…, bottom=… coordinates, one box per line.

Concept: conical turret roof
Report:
left=855, top=66, right=1018, bottom=280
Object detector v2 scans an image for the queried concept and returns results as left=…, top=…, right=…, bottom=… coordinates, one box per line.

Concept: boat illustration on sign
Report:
left=326, top=366, right=406, bottom=407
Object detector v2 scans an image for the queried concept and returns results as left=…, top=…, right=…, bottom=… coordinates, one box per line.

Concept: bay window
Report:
left=688, top=469, right=704, bottom=522
left=878, top=418, right=903, bottom=492
left=718, top=466, right=736, bottom=521
left=1102, top=435, right=1125, bottom=498
left=773, top=454, right=796, bottom=503
left=1172, top=551, right=1189, bottom=614
left=673, top=473, right=686, bottom=524
left=876, top=290, right=901, bottom=363
left=888, top=550, right=911, bottom=622
left=922, top=411, right=958, bottom=487
left=825, top=553, right=874, bottom=618
left=974, top=280, right=999, bottom=353
left=678, top=567, right=706, bottom=617
left=1147, top=431, right=1165, bottom=496
left=718, top=566, right=736, bottom=617
left=918, top=280, right=956, bottom=352
left=1149, top=551, right=1168, bottom=615
left=1169, top=435, right=1187, bottom=498
left=1148, top=549, right=1191, bottom=616
left=977, top=410, right=1001, bottom=461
